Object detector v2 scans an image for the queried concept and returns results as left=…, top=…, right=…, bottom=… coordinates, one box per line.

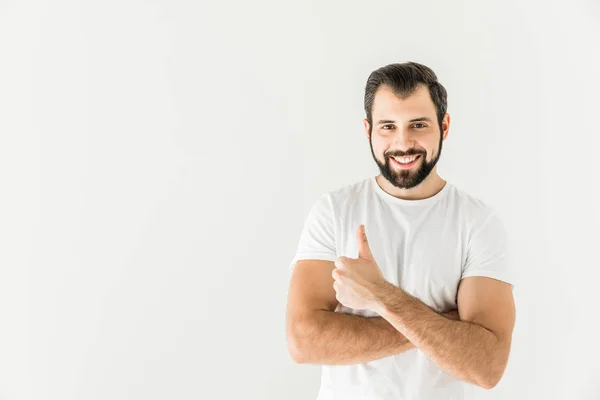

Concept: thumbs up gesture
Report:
left=332, top=224, right=388, bottom=311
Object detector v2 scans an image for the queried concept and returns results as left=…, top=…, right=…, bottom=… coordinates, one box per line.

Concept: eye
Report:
left=412, top=123, right=427, bottom=129
left=382, top=125, right=394, bottom=130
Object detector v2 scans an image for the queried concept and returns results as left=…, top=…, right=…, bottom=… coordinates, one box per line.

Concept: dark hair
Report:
left=364, top=62, right=448, bottom=133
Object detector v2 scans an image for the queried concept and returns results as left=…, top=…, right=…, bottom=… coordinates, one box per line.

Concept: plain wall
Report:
left=0, top=0, right=599, bottom=399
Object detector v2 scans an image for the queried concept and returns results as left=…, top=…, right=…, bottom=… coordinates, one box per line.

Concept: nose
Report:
left=391, top=127, right=416, bottom=151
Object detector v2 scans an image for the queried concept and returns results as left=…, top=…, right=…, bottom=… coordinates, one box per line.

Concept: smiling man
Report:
left=286, top=62, right=516, bottom=400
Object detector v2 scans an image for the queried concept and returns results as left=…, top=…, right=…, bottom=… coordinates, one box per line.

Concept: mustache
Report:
left=386, top=150, right=425, bottom=158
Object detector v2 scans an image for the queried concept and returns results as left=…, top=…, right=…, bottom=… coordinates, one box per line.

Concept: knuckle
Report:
left=336, top=257, right=349, bottom=268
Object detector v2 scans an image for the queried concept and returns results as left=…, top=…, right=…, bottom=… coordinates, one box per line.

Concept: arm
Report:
left=372, top=276, right=515, bottom=389
left=286, top=259, right=459, bottom=365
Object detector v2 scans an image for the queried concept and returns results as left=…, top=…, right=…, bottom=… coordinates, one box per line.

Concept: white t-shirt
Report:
left=289, top=175, right=514, bottom=400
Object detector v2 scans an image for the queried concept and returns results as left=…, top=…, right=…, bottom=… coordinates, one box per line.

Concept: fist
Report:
left=332, top=224, right=387, bottom=310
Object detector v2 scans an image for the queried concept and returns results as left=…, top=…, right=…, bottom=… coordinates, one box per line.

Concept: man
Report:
left=285, top=61, right=516, bottom=400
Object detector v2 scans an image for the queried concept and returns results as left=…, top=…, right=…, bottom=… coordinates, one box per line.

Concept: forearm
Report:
left=293, top=308, right=459, bottom=365
left=292, top=309, right=412, bottom=365
left=374, top=282, right=506, bottom=388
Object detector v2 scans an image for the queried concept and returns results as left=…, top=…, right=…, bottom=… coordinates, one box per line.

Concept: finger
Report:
left=332, top=268, right=339, bottom=280
left=356, top=224, right=374, bottom=260
left=335, top=257, right=349, bottom=270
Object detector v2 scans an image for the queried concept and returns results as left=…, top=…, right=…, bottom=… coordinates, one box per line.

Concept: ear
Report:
left=363, top=118, right=371, bottom=141
left=441, top=113, right=450, bottom=141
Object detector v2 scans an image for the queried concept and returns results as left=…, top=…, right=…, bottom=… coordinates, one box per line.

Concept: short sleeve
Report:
left=461, top=210, right=514, bottom=287
left=289, top=194, right=337, bottom=273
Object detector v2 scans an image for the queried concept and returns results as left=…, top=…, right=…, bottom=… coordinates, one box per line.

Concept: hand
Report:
left=332, top=225, right=388, bottom=311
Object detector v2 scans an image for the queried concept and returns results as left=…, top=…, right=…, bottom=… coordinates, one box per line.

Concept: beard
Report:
left=369, top=132, right=443, bottom=190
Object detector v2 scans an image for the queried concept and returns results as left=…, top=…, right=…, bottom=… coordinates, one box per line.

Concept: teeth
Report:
left=393, top=155, right=418, bottom=164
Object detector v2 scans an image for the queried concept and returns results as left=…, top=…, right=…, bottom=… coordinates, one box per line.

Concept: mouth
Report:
left=390, top=154, right=421, bottom=169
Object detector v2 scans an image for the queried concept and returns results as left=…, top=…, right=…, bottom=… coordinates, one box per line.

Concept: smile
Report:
left=390, top=155, right=421, bottom=168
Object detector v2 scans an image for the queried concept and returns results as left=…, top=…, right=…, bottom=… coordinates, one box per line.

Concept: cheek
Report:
left=424, top=137, right=440, bottom=159
left=371, top=140, right=387, bottom=158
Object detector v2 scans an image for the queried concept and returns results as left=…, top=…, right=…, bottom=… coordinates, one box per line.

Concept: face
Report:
left=365, top=84, right=449, bottom=190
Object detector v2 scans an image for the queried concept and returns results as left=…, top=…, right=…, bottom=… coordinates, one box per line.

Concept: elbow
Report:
left=289, top=346, right=307, bottom=364
left=475, top=340, right=511, bottom=389
left=287, top=334, right=307, bottom=364
left=475, top=361, right=506, bottom=389
left=286, top=319, right=312, bottom=364
left=478, top=374, right=501, bottom=390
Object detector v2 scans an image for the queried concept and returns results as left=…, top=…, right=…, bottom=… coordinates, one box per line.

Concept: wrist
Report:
left=371, top=280, right=404, bottom=316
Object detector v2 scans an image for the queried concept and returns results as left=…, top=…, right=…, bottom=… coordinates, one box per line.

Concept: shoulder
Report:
left=320, top=176, right=371, bottom=207
left=448, top=184, right=505, bottom=234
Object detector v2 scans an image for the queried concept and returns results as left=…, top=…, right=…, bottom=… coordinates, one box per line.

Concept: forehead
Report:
left=371, top=84, right=436, bottom=120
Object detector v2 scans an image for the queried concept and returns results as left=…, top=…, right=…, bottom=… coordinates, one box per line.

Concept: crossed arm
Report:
left=371, top=276, right=515, bottom=389
left=285, top=260, right=515, bottom=389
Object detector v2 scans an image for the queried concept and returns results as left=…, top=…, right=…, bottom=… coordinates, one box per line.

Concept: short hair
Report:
left=364, top=61, right=448, bottom=131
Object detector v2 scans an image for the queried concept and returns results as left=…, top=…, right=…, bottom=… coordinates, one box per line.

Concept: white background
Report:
left=1, top=0, right=599, bottom=399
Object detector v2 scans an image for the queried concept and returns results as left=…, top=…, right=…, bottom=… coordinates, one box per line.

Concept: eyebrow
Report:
left=376, top=116, right=433, bottom=124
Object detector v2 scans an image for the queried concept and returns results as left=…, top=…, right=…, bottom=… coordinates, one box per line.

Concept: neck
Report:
left=376, top=169, right=446, bottom=201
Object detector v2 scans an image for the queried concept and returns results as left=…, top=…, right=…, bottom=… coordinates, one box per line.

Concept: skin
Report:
left=286, top=83, right=516, bottom=389
left=365, top=84, right=449, bottom=201
left=286, top=256, right=460, bottom=366
left=333, top=225, right=515, bottom=389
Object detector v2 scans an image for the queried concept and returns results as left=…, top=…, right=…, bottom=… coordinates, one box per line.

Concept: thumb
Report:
left=356, top=224, right=374, bottom=260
